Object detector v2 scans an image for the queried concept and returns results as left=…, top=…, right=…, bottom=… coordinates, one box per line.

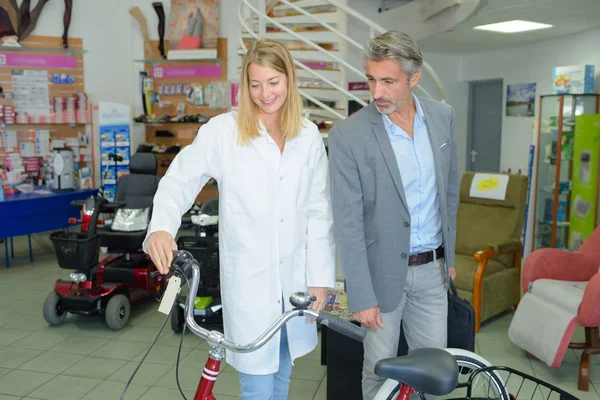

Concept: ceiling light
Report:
left=473, top=20, right=553, bottom=33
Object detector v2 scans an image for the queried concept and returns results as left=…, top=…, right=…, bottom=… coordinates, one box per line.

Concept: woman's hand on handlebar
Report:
left=308, top=287, right=328, bottom=312
left=146, top=230, right=177, bottom=274
left=308, top=287, right=328, bottom=323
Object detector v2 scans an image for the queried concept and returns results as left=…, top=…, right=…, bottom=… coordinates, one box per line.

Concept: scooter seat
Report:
left=374, top=348, right=458, bottom=396
left=98, top=228, right=146, bottom=252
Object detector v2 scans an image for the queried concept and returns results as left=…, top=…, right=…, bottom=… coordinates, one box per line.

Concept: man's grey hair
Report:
left=364, top=31, right=423, bottom=77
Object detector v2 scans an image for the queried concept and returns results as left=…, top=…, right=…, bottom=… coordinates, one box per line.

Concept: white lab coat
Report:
left=144, top=111, right=336, bottom=374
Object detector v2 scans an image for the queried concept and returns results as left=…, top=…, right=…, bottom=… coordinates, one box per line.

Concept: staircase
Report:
left=237, top=0, right=448, bottom=128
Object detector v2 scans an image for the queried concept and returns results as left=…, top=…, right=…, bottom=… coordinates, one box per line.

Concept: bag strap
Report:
left=449, top=278, right=458, bottom=296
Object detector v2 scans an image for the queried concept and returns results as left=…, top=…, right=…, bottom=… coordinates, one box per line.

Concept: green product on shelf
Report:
left=569, top=115, right=600, bottom=250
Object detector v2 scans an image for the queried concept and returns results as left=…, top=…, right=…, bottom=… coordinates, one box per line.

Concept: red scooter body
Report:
left=44, top=153, right=163, bottom=330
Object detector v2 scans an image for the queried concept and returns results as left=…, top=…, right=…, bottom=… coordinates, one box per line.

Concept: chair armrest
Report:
left=579, top=272, right=600, bottom=327
left=490, top=239, right=522, bottom=254
left=522, top=249, right=598, bottom=292
left=474, top=240, right=522, bottom=262
left=474, top=248, right=496, bottom=262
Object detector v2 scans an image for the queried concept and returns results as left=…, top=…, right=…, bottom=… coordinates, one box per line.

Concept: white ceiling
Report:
left=416, top=0, right=600, bottom=54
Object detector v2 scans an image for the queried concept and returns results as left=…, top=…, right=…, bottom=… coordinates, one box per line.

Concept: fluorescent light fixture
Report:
left=473, top=20, right=553, bottom=33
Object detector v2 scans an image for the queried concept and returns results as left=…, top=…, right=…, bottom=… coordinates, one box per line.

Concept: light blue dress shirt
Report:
left=381, top=94, right=443, bottom=255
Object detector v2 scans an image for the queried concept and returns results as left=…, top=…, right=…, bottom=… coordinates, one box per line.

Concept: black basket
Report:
left=50, top=230, right=100, bottom=271
left=177, top=236, right=219, bottom=296
left=467, top=366, right=580, bottom=400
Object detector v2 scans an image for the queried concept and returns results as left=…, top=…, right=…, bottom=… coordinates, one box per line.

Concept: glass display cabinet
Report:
left=532, top=94, right=599, bottom=251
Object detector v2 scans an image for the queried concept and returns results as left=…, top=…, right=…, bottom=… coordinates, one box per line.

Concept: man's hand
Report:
left=352, top=306, right=384, bottom=331
left=449, top=267, right=456, bottom=281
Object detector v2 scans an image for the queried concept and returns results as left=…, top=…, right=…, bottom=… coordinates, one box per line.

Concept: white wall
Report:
left=459, top=26, right=600, bottom=174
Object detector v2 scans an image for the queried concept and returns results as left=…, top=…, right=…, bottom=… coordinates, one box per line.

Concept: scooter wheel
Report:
left=171, top=303, right=184, bottom=333
left=105, top=294, right=131, bottom=330
left=43, top=291, right=67, bottom=325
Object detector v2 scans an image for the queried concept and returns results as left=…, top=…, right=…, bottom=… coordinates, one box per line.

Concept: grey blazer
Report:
left=328, top=99, right=459, bottom=314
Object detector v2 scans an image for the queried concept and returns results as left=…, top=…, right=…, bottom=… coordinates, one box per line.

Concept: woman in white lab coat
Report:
left=143, top=38, right=336, bottom=399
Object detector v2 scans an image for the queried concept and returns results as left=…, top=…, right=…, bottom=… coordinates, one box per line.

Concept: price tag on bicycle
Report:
left=158, top=276, right=181, bottom=315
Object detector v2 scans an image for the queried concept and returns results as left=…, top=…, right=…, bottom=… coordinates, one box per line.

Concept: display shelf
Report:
left=134, top=58, right=222, bottom=64
left=532, top=94, right=600, bottom=251
left=138, top=38, right=229, bottom=204
left=135, top=121, right=206, bottom=126
left=2, top=122, right=87, bottom=127
left=0, top=35, right=93, bottom=194
left=0, top=46, right=86, bottom=56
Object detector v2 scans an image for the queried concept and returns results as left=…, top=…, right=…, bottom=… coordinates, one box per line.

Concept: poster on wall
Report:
left=12, top=70, right=50, bottom=118
left=98, top=102, right=131, bottom=202
left=506, top=83, right=536, bottom=117
left=168, top=0, right=219, bottom=50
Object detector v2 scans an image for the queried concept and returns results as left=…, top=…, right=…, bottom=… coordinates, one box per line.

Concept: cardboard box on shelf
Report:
left=552, top=65, right=595, bottom=94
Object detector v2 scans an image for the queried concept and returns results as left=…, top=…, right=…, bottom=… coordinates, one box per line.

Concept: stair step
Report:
left=290, top=49, right=339, bottom=62
left=297, top=68, right=342, bottom=82
left=274, top=0, right=333, bottom=12
left=300, top=87, right=348, bottom=102
left=303, top=106, right=348, bottom=120
left=266, top=10, right=339, bottom=24
left=237, top=48, right=340, bottom=64
left=242, top=30, right=339, bottom=44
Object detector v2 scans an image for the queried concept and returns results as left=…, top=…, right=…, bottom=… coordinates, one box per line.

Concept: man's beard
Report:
left=374, top=81, right=412, bottom=115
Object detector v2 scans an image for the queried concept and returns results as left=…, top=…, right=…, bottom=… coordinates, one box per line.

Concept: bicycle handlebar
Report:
left=169, top=250, right=367, bottom=351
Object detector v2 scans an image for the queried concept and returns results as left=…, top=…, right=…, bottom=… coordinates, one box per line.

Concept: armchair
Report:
left=509, top=226, right=600, bottom=391
left=453, top=172, right=528, bottom=332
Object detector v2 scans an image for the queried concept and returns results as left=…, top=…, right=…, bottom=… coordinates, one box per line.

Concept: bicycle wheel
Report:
left=372, top=348, right=510, bottom=400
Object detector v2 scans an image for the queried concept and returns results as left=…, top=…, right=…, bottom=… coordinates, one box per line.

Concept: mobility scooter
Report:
left=43, top=153, right=163, bottom=330
left=171, top=197, right=223, bottom=333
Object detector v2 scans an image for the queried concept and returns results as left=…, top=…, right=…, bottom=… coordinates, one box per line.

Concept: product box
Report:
left=115, top=146, right=131, bottom=164
left=103, top=184, right=116, bottom=201
left=103, top=167, right=117, bottom=184
left=100, top=146, right=116, bottom=165
left=552, top=65, right=595, bottom=94
left=100, top=130, right=115, bottom=147
left=117, top=166, right=130, bottom=180
left=115, top=129, right=130, bottom=147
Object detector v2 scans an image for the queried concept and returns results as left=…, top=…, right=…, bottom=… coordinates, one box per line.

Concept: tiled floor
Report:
left=1, top=234, right=599, bottom=400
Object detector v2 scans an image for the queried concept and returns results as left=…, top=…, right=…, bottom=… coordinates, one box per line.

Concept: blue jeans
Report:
left=238, top=325, right=293, bottom=400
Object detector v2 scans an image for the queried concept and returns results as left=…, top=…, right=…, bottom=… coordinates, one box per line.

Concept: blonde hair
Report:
left=237, top=39, right=304, bottom=146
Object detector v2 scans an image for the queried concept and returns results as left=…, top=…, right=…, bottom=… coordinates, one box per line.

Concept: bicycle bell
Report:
left=289, top=292, right=315, bottom=309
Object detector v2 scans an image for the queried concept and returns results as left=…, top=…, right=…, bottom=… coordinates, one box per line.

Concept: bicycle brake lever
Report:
left=170, top=250, right=195, bottom=284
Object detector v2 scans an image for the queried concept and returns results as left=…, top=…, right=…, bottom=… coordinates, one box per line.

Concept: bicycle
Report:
left=121, top=250, right=464, bottom=400
left=122, top=250, right=579, bottom=400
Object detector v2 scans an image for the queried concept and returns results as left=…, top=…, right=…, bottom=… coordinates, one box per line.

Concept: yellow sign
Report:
left=477, top=178, right=500, bottom=191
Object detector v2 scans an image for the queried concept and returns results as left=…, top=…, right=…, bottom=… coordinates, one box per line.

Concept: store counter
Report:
left=0, top=187, right=98, bottom=267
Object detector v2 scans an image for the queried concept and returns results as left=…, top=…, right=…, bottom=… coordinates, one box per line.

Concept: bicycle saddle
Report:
left=374, top=348, right=458, bottom=396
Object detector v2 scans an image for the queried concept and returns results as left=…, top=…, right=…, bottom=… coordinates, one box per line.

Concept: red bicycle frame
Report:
left=192, top=354, right=417, bottom=400
left=194, top=353, right=222, bottom=399
left=396, top=384, right=416, bottom=400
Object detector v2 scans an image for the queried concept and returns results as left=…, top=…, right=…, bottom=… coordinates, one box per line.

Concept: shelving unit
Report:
left=136, top=38, right=230, bottom=203
left=532, top=94, right=600, bottom=251
left=0, top=35, right=93, bottom=188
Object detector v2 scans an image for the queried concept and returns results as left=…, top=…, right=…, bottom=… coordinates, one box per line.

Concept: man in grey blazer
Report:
left=328, top=31, right=459, bottom=399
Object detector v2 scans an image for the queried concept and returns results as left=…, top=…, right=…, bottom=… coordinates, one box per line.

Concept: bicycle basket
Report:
left=50, top=230, right=100, bottom=271
left=466, top=366, right=580, bottom=400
